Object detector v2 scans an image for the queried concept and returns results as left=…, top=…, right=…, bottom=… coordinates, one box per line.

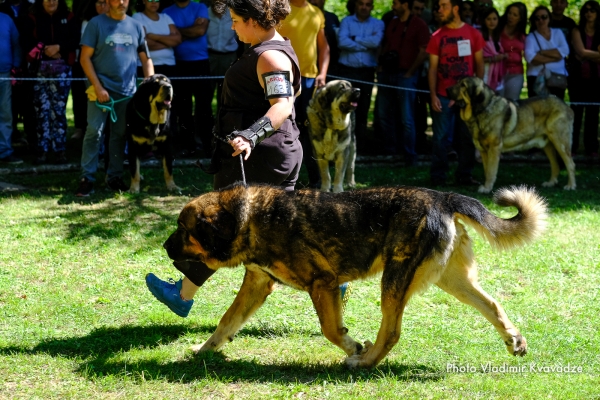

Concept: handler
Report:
left=145, top=0, right=303, bottom=317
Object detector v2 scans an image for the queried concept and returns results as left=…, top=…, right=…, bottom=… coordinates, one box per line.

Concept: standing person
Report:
left=480, top=7, right=506, bottom=92
left=145, top=0, right=304, bottom=318
left=132, top=0, right=181, bottom=77
left=550, top=0, right=577, bottom=45
left=524, top=6, right=569, bottom=99
left=72, top=0, right=110, bottom=142
left=427, top=0, right=484, bottom=186
left=337, top=0, right=384, bottom=151
left=377, top=0, right=429, bottom=165
left=277, top=0, right=329, bottom=189
left=163, top=0, right=211, bottom=158
left=21, top=0, right=80, bottom=165
left=206, top=1, right=239, bottom=116
left=76, top=0, right=154, bottom=196
left=570, top=0, right=600, bottom=157
left=0, top=12, right=22, bottom=165
left=459, top=0, right=473, bottom=25
left=498, top=2, right=527, bottom=100
left=309, top=0, right=340, bottom=75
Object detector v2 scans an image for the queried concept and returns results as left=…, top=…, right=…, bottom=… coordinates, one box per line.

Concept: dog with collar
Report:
left=126, top=74, right=180, bottom=193
left=447, top=77, right=576, bottom=193
left=162, top=183, right=547, bottom=368
left=307, top=80, right=360, bottom=193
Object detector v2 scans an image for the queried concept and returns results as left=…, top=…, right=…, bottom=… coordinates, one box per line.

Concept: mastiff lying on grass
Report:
left=163, top=183, right=547, bottom=368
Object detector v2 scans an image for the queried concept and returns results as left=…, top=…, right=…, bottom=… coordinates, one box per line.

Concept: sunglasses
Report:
left=534, top=14, right=549, bottom=21
left=585, top=8, right=597, bottom=13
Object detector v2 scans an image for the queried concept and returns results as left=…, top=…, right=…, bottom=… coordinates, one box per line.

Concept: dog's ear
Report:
left=197, top=208, right=237, bottom=241
left=472, top=79, right=486, bottom=104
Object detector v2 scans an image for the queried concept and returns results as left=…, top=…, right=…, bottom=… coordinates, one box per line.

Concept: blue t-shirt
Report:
left=0, top=13, right=20, bottom=73
left=80, top=14, right=145, bottom=96
left=164, top=1, right=208, bottom=61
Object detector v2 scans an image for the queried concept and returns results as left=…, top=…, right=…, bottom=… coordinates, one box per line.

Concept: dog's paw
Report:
left=542, top=179, right=557, bottom=187
left=344, top=340, right=374, bottom=369
left=129, top=185, right=140, bottom=194
left=505, top=334, right=527, bottom=357
left=563, top=184, right=576, bottom=191
left=319, top=185, right=331, bottom=192
left=477, top=185, right=492, bottom=194
left=167, top=183, right=182, bottom=193
left=332, top=185, right=344, bottom=193
left=190, top=342, right=208, bottom=354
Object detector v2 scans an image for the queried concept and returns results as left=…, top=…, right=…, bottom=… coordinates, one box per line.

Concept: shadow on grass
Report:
left=0, top=324, right=443, bottom=384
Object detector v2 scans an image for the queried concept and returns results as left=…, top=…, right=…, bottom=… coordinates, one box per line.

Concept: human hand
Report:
left=315, top=74, right=327, bottom=88
left=431, top=94, right=442, bottom=112
left=95, top=85, right=110, bottom=103
left=229, top=135, right=252, bottom=160
left=44, top=44, right=60, bottom=58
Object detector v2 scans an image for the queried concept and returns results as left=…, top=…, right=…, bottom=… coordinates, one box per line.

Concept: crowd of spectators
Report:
left=0, top=0, right=599, bottom=188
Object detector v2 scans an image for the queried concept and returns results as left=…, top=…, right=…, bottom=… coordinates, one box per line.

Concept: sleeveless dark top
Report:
left=218, top=39, right=301, bottom=137
left=212, top=39, right=303, bottom=191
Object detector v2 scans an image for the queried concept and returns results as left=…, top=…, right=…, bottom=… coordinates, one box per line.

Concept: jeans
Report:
left=81, top=90, right=130, bottom=182
left=430, top=95, right=475, bottom=183
left=376, top=71, right=418, bottom=162
left=337, top=64, right=375, bottom=142
left=0, top=72, right=14, bottom=159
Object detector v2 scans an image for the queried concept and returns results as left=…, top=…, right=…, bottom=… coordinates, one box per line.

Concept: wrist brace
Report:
left=228, top=116, right=275, bottom=149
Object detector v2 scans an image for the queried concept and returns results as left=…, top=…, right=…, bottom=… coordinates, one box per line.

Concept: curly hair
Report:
left=213, top=0, right=290, bottom=30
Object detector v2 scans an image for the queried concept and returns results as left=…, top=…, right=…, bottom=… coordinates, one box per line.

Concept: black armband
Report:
left=227, top=116, right=275, bottom=149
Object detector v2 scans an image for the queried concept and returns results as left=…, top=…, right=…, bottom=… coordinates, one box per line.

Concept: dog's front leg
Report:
left=542, top=143, right=560, bottom=188
left=309, top=280, right=362, bottom=356
left=191, top=265, right=275, bottom=353
left=316, top=158, right=332, bottom=192
left=162, top=155, right=181, bottom=193
left=332, top=151, right=347, bottom=193
left=344, top=136, right=356, bottom=188
left=129, top=156, right=141, bottom=194
left=479, top=147, right=500, bottom=193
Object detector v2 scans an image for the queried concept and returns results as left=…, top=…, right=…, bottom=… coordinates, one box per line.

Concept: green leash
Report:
left=95, top=96, right=132, bottom=123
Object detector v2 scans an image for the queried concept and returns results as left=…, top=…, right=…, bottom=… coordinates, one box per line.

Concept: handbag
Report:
left=532, top=32, right=568, bottom=91
left=39, top=59, right=68, bottom=77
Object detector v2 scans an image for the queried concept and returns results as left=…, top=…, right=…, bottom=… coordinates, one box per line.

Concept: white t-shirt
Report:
left=132, top=12, right=176, bottom=66
left=524, top=28, right=569, bottom=77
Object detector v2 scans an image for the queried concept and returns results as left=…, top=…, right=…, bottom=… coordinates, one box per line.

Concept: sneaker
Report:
left=340, top=282, right=352, bottom=312
left=0, top=154, right=23, bottom=165
left=106, top=176, right=129, bottom=192
left=76, top=177, right=94, bottom=197
left=145, top=273, right=194, bottom=317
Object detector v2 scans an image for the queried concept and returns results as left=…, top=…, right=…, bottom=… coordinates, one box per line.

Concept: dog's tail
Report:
left=448, top=186, right=548, bottom=251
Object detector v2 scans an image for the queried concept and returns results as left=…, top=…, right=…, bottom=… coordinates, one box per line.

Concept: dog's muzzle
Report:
left=339, top=88, right=361, bottom=113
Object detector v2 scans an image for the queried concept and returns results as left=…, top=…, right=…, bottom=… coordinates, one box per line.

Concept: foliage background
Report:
left=325, top=0, right=585, bottom=23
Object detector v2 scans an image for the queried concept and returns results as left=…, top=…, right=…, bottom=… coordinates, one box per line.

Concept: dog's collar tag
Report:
left=262, top=71, right=292, bottom=100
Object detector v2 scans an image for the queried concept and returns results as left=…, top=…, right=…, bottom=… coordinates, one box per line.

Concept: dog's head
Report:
left=135, top=74, right=173, bottom=125
left=163, top=183, right=250, bottom=268
left=446, top=77, right=492, bottom=121
left=312, top=80, right=360, bottom=128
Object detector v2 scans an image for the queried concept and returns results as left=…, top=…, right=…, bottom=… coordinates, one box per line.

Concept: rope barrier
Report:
left=2, top=74, right=600, bottom=106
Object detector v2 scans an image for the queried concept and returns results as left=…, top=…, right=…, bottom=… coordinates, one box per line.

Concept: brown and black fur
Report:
left=126, top=74, right=179, bottom=193
left=163, top=183, right=547, bottom=368
left=307, top=80, right=360, bottom=193
left=447, top=76, right=575, bottom=193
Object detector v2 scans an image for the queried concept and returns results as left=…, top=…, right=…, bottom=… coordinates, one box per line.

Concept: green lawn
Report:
left=0, top=164, right=599, bottom=399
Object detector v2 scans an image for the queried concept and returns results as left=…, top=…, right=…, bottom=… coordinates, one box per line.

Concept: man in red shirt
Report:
left=376, top=0, right=430, bottom=165
left=426, top=0, right=484, bottom=186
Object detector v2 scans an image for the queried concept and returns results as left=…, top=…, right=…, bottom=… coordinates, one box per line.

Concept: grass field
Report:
left=1, top=163, right=599, bottom=399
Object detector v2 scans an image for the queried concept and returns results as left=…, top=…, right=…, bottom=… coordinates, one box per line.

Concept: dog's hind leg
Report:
left=129, top=153, right=141, bottom=194
left=345, top=135, right=356, bottom=188
left=309, top=278, right=363, bottom=357
left=541, top=142, right=560, bottom=188
left=192, top=265, right=275, bottom=353
left=435, top=224, right=527, bottom=357
left=548, top=138, right=576, bottom=190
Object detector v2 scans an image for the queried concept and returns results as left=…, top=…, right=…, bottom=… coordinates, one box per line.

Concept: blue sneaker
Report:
left=340, top=282, right=352, bottom=312
left=145, top=273, right=194, bottom=317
